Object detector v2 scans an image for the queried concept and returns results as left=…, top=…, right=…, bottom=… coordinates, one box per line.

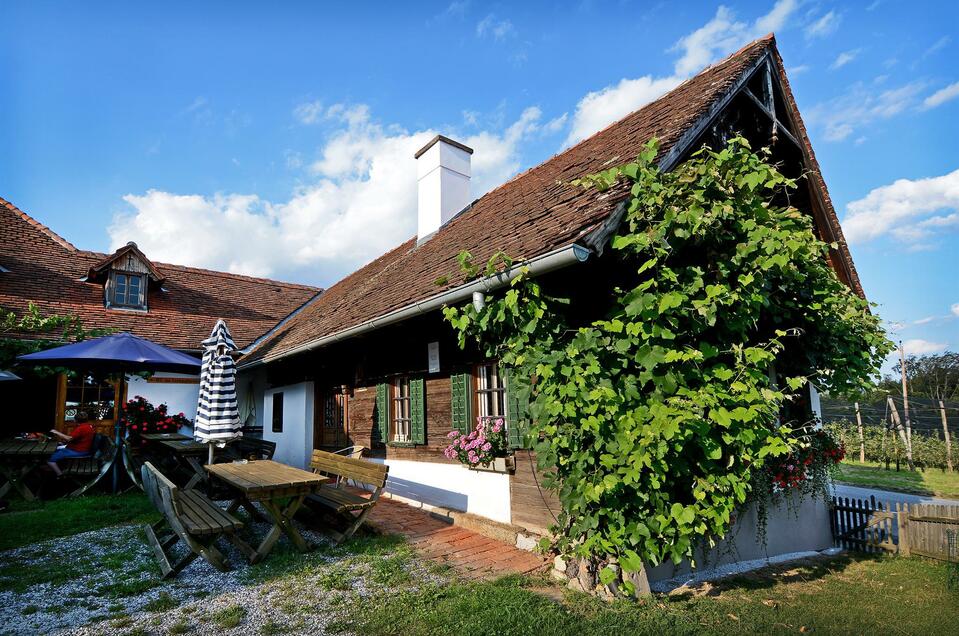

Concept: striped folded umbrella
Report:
left=194, top=320, right=241, bottom=462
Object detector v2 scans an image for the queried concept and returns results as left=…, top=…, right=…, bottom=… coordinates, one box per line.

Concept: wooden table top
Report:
left=157, top=439, right=210, bottom=455
left=0, top=439, right=59, bottom=457
left=206, top=460, right=326, bottom=495
left=142, top=433, right=191, bottom=442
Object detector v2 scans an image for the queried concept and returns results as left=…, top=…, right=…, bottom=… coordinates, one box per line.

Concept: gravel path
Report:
left=1, top=515, right=446, bottom=635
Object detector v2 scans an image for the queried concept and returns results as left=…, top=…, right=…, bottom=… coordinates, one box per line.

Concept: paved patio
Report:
left=362, top=495, right=547, bottom=580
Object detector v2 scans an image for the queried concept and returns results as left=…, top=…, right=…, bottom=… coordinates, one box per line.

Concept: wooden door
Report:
left=315, top=387, right=349, bottom=449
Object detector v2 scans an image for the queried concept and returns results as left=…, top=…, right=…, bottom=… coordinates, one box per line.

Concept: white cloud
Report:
left=789, top=64, right=811, bottom=75
left=924, top=35, right=950, bottom=58
left=913, top=316, right=936, bottom=325
left=805, top=10, right=840, bottom=39
left=842, top=168, right=959, bottom=248
left=476, top=14, right=514, bottom=41
left=829, top=49, right=860, bottom=70
left=922, top=82, right=959, bottom=110
left=809, top=81, right=925, bottom=141
left=952, top=303, right=959, bottom=317
left=110, top=105, right=547, bottom=283
left=565, top=75, right=684, bottom=145
left=293, top=100, right=324, bottom=124
left=902, top=339, right=948, bottom=355
left=565, top=1, right=798, bottom=145
left=672, top=1, right=796, bottom=77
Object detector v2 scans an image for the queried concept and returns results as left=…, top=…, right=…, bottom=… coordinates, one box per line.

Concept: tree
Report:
left=892, top=351, right=959, bottom=402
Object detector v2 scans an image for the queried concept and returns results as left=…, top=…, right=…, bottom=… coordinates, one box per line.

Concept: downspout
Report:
left=239, top=243, right=591, bottom=370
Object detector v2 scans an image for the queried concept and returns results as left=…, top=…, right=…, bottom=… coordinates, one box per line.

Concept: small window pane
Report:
left=392, top=377, right=412, bottom=442
left=476, top=362, right=506, bottom=424
left=114, top=274, right=127, bottom=305
left=128, top=275, right=141, bottom=304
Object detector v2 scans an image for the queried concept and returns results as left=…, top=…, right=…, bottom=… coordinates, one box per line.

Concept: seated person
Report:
left=47, top=412, right=95, bottom=477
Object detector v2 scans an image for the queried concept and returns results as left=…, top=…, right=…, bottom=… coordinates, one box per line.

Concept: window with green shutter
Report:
left=411, top=377, right=426, bottom=444
left=375, top=382, right=389, bottom=446
left=450, top=372, right=472, bottom=433
left=505, top=367, right=531, bottom=449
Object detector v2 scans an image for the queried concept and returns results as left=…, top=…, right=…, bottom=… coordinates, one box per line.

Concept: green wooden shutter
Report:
left=505, top=367, right=530, bottom=449
left=411, top=377, right=426, bottom=444
left=450, top=372, right=472, bottom=433
left=375, top=382, right=389, bottom=445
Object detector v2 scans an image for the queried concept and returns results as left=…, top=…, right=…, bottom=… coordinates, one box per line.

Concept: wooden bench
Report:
left=61, top=433, right=117, bottom=497
left=306, top=449, right=389, bottom=543
left=141, top=461, right=254, bottom=578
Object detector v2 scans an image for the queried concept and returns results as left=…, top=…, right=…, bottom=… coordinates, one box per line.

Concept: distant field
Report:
left=835, top=460, right=959, bottom=499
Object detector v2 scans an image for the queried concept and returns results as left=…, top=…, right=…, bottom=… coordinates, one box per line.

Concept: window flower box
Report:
left=469, top=455, right=515, bottom=474
left=445, top=417, right=512, bottom=471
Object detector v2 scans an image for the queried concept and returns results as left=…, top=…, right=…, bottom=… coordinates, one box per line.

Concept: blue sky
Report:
left=2, top=1, right=957, bottom=372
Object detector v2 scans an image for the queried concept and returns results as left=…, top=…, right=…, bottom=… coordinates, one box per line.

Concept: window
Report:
left=272, top=392, right=284, bottom=433
left=63, top=374, right=117, bottom=423
left=392, top=376, right=412, bottom=442
left=475, top=362, right=506, bottom=425
left=108, top=271, right=146, bottom=309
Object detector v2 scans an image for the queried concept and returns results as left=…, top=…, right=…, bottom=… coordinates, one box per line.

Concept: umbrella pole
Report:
left=208, top=443, right=214, bottom=465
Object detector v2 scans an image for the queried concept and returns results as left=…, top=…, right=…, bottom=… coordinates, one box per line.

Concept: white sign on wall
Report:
left=428, top=341, right=440, bottom=374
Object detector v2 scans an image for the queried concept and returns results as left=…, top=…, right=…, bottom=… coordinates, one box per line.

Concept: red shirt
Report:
left=67, top=423, right=95, bottom=453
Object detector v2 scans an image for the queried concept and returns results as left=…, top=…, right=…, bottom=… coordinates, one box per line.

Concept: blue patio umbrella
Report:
left=18, top=332, right=200, bottom=494
left=17, top=332, right=201, bottom=373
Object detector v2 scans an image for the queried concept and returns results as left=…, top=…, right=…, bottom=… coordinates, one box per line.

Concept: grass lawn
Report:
left=4, top=492, right=958, bottom=635
left=835, top=460, right=959, bottom=500
left=0, top=492, right=158, bottom=550
left=336, top=555, right=959, bottom=636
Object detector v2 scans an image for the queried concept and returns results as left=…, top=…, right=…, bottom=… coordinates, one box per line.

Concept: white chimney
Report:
left=415, top=134, right=473, bottom=244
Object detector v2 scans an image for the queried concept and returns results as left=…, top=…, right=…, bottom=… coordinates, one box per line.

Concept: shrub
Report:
left=123, top=396, right=192, bottom=444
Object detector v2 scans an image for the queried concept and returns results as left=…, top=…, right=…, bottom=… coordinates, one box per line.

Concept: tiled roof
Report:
left=0, top=197, right=321, bottom=350
left=243, top=35, right=860, bottom=365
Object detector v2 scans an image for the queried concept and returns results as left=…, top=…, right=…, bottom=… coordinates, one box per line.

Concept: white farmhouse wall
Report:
left=368, top=458, right=512, bottom=524
left=646, top=493, right=833, bottom=586
left=126, top=373, right=200, bottom=436
left=235, top=367, right=268, bottom=433
left=263, top=382, right=314, bottom=469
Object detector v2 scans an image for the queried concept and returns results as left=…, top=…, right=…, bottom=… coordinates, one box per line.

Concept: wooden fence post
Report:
left=855, top=402, right=866, bottom=463
left=897, top=502, right=911, bottom=557
left=940, top=400, right=953, bottom=473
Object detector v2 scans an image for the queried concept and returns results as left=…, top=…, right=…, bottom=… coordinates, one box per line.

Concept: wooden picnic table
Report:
left=0, top=439, right=58, bottom=500
left=205, top=460, right=327, bottom=563
left=141, top=433, right=192, bottom=442
left=156, top=439, right=213, bottom=489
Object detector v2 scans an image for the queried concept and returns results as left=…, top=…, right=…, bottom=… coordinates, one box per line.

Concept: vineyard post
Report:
left=855, top=402, right=866, bottom=463
left=887, top=396, right=915, bottom=471
left=899, top=341, right=913, bottom=454
left=941, top=400, right=953, bottom=473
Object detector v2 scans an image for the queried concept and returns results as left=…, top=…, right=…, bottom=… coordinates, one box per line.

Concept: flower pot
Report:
left=469, top=455, right=515, bottom=474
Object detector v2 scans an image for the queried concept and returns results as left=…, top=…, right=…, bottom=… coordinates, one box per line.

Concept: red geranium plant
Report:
left=123, top=395, right=191, bottom=445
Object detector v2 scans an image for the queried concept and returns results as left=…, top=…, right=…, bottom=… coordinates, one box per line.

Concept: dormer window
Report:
left=108, top=271, right=147, bottom=310
left=89, top=241, right=164, bottom=313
